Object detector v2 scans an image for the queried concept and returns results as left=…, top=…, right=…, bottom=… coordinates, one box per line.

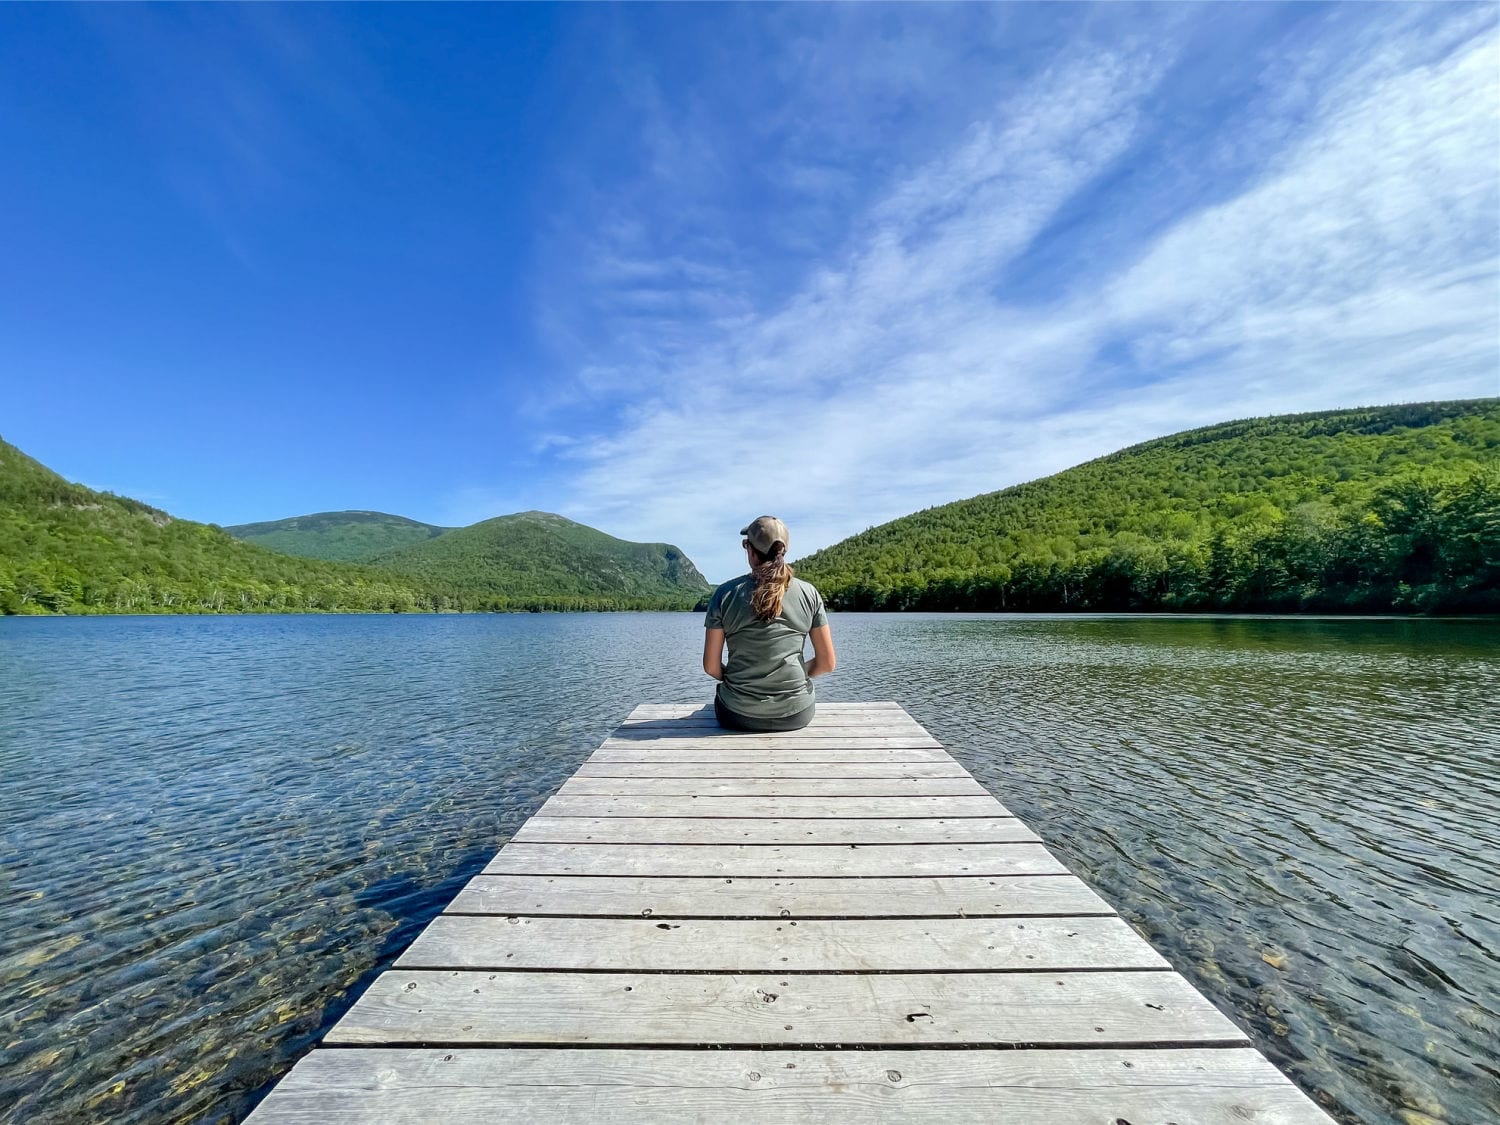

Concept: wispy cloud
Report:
left=532, top=8, right=1498, bottom=581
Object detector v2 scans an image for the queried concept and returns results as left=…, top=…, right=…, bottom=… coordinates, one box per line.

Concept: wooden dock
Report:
left=248, top=702, right=1335, bottom=1123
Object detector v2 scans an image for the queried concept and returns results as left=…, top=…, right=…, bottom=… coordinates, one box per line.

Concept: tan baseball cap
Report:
left=740, top=515, right=789, bottom=555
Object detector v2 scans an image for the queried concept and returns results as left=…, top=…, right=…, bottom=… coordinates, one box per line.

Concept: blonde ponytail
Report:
left=749, top=542, right=794, bottom=621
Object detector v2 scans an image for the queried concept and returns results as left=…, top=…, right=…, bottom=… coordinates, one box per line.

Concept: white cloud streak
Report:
left=545, top=16, right=1500, bottom=582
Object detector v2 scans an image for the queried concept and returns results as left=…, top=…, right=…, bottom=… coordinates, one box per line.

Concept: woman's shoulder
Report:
left=790, top=576, right=824, bottom=600
left=711, top=573, right=754, bottom=602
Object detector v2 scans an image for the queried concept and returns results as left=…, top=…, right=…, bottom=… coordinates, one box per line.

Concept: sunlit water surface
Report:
left=1, top=613, right=1495, bottom=1124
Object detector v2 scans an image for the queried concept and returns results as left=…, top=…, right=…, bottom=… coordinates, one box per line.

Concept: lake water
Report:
left=1, top=613, right=1496, bottom=1124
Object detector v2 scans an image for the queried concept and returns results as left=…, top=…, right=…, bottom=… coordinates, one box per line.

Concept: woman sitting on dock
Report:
left=703, top=515, right=836, bottom=731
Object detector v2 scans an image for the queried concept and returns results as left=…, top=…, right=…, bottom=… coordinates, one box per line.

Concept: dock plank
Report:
left=618, top=723, right=930, bottom=732
left=324, top=969, right=1251, bottom=1047
left=446, top=873, right=1113, bottom=918
left=575, top=761, right=971, bottom=778
left=247, top=1047, right=1335, bottom=1124
left=599, top=736, right=944, bottom=750
left=395, top=914, right=1168, bottom=972
left=537, top=795, right=1010, bottom=819
left=629, top=702, right=904, bottom=715
left=510, top=816, right=1038, bottom=845
left=587, top=747, right=953, bottom=764
left=574, top=761, right=971, bottom=778
left=484, top=842, right=1068, bottom=877
left=612, top=725, right=934, bottom=738
left=557, top=777, right=989, bottom=797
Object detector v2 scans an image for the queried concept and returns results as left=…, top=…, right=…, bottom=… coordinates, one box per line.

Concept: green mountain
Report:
left=0, top=439, right=430, bottom=615
left=366, top=510, right=711, bottom=606
left=226, top=511, right=451, bottom=562
left=0, top=443, right=710, bottom=614
left=796, top=399, right=1500, bottom=614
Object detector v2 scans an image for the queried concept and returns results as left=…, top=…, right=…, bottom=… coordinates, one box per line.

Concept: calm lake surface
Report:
left=1, top=613, right=1496, bottom=1124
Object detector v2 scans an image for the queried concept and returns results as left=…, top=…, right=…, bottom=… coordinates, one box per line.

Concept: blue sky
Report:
left=2, top=3, right=1496, bottom=581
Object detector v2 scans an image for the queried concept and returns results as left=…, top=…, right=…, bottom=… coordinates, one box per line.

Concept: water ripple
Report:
left=1, top=612, right=1496, bottom=1124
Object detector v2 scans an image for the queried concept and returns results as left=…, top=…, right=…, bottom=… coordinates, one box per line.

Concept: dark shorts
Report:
left=714, top=691, right=815, bottom=732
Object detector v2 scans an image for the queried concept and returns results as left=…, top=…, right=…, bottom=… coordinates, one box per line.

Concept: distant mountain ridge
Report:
left=796, top=399, right=1499, bottom=614
left=227, top=510, right=452, bottom=562
left=226, top=507, right=710, bottom=604
left=367, top=509, right=710, bottom=603
left=1, top=444, right=711, bottom=614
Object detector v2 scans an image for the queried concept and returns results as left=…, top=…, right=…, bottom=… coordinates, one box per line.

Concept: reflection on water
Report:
left=1, top=613, right=1496, bottom=1123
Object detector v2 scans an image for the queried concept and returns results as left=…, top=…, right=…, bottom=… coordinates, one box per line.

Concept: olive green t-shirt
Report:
left=704, top=575, right=829, bottom=718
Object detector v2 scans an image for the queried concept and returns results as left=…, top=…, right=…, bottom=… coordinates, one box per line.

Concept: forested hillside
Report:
left=367, top=510, right=711, bottom=609
left=0, top=443, right=710, bottom=614
left=226, top=511, right=450, bottom=562
left=797, top=400, right=1500, bottom=614
left=0, top=439, right=430, bottom=614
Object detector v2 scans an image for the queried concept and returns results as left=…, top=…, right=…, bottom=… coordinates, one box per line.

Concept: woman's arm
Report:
left=703, top=627, right=726, bottom=681
left=805, top=624, right=836, bottom=678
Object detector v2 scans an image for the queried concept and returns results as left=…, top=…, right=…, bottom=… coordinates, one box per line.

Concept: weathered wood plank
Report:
left=625, top=708, right=909, bottom=717
left=587, top=747, right=953, bottom=764
left=609, top=728, right=936, bottom=742
left=323, top=970, right=1252, bottom=1047
left=447, top=873, right=1114, bottom=918
left=557, top=777, right=989, bottom=797
left=243, top=1046, right=1311, bottom=1122
left=396, top=915, right=1167, bottom=972
left=536, top=794, right=1009, bottom=820
left=247, top=1047, right=1335, bottom=1124
left=619, top=716, right=931, bottom=730
left=625, top=717, right=907, bottom=727
left=484, top=842, right=1067, bottom=878
left=630, top=705, right=900, bottom=714
left=629, top=702, right=904, bottom=716
left=511, top=816, right=1036, bottom=845
left=575, top=762, right=972, bottom=779
left=600, top=736, right=943, bottom=749
left=612, top=723, right=924, bottom=732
